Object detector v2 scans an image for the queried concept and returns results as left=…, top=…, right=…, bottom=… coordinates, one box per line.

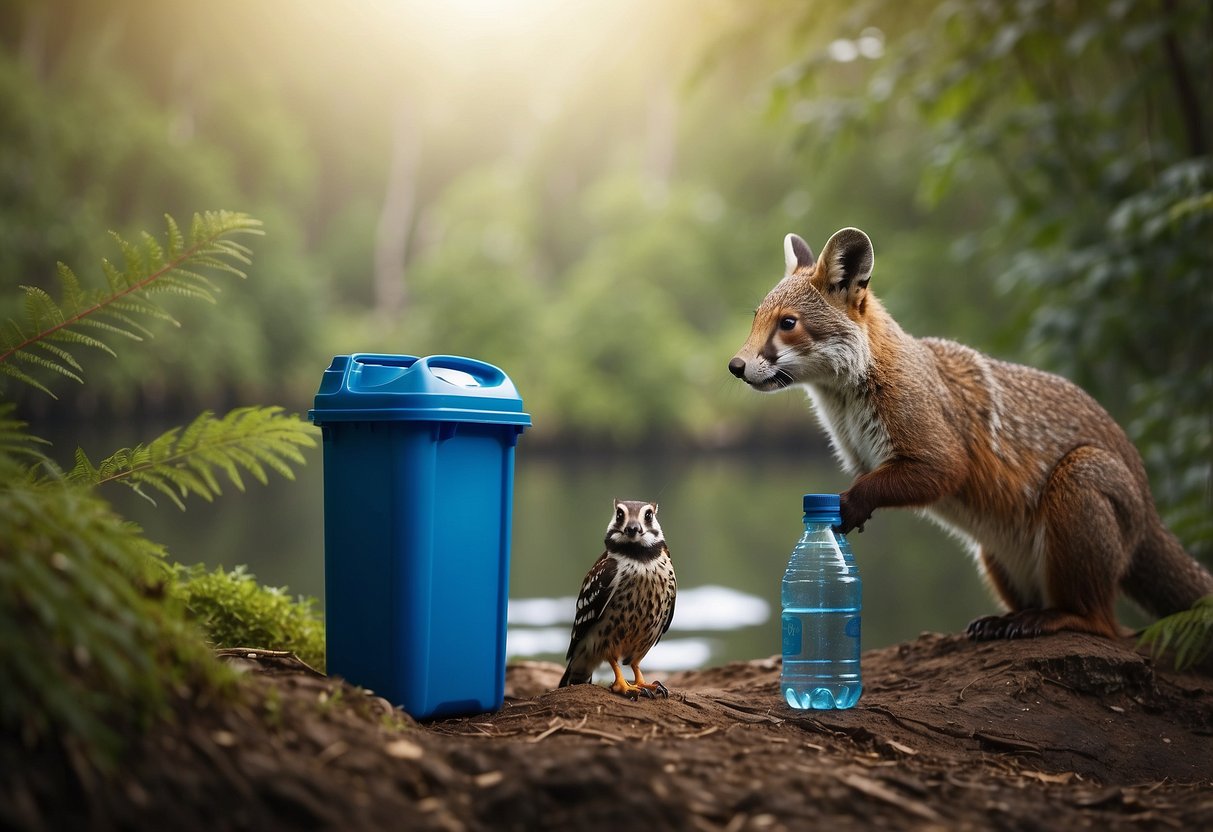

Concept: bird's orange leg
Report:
left=607, top=659, right=643, bottom=698
left=607, top=660, right=671, bottom=700
left=630, top=664, right=670, bottom=699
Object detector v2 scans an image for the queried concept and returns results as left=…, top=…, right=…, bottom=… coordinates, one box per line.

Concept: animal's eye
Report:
left=778, top=316, right=797, bottom=331
left=645, top=510, right=654, bottom=523
left=616, top=509, right=624, bottom=522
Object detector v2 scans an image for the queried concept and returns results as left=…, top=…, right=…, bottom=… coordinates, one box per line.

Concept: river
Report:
left=67, top=422, right=998, bottom=673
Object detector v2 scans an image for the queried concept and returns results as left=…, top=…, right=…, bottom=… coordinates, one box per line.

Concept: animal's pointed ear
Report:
left=814, top=227, right=873, bottom=309
left=783, top=233, right=815, bottom=277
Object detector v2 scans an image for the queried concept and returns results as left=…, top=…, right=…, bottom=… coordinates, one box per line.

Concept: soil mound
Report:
left=7, top=633, right=1212, bottom=830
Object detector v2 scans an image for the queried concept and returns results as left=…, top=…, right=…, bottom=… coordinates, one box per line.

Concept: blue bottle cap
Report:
left=802, top=493, right=841, bottom=513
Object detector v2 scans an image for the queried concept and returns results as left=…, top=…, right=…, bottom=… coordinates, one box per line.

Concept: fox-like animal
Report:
left=729, top=227, right=1213, bottom=640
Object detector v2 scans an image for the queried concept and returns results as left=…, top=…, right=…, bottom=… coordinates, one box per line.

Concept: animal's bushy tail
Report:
left=1125, top=518, right=1213, bottom=619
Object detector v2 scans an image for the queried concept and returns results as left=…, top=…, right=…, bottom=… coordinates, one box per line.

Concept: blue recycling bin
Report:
left=309, top=353, right=531, bottom=719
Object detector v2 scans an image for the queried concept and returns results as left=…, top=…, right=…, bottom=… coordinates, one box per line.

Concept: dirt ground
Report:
left=8, top=632, right=1213, bottom=831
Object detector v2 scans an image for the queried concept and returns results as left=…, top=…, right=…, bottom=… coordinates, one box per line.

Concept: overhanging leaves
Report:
left=67, top=407, right=317, bottom=510
left=0, top=211, right=263, bottom=398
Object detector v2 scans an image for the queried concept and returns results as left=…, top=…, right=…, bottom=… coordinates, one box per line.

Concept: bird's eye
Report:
left=779, top=316, right=797, bottom=331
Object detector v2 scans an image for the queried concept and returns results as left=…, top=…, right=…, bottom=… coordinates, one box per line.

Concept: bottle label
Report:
left=782, top=613, right=803, bottom=655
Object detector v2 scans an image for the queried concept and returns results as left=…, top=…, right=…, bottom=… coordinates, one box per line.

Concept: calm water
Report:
left=73, top=425, right=997, bottom=673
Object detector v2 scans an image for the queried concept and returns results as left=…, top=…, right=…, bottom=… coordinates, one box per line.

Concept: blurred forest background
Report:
left=1, top=0, right=1209, bottom=556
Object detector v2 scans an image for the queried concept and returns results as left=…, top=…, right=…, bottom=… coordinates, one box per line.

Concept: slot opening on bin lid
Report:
left=430, top=366, right=479, bottom=387
left=309, top=353, right=531, bottom=427
left=349, top=354, right=420, bottom=389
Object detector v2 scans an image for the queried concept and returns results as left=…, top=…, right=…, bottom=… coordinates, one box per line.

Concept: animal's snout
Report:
left=625, top=523, right=642, bottom=537
left=728, top=357, right=746, bottom=379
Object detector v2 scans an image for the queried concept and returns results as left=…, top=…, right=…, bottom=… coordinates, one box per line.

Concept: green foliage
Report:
left=763, top=0, right=1213, bottom=560
left=0, top=209, right=317, bottom=781
left=67, top=406, right=317, bottom=509
left=0, top=211, right=262, bottom=397
left=1006, top=159, right=1213, bottom=552
left=0, top=403, right=49, bottom=463
left=169, top=565, right=325, bottom=672
left=1139, top=595, right=1213, bottom=671
left=0, top=450, right=232, bottom=771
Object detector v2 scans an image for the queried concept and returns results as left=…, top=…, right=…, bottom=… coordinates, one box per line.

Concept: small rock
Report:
left=386, top=738, right=424, bottom=760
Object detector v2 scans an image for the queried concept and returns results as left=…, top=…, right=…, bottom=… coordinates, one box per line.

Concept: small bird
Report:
left=559, top=499, right=677, bottom=699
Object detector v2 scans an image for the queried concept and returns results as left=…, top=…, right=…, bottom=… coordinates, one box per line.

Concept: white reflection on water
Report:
left=506, top=584, right=769, bottom=671
left=508, top=584, right=769, bottom=631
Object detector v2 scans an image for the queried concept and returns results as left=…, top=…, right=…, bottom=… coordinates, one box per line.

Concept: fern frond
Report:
left=21, top=285, right=64, bottom=331
left=0, top=362, right=55, bottom=397
left=165, top=214, right=185, bottom=258
left=56, top=262, right=86, bottom=311
left=68, top=406, right=317, bottom=508
left=91, top=308, right=155, bottom=340
left=143, top=276, right=218, bottom=304
left=73, top=316, right=145, bottom=342
left=45, top=327, right=117, bottom=356
left=1138, top=595, right=1213, bottom=671
left=108, top=297, right=178, bottom=327
left=33, top=339, right=84, bottom=372
left=0, top=403, right=51, bottom=463
left=0, top=211, right=263, bottom=397
left=10, top=349, right=83, bottom=384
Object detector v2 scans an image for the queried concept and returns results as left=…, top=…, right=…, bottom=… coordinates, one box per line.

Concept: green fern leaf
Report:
left=170, top=268, right=222, bottom=295
left=92, top=308, right=154, bottom=340
left=71, top=446, right=98, bottom=479
left=74, top=317, right=145, bottom=342
left=165, top=214, right=185, bottom=258
left=101, top=258, right=124, bottom=293
left=0, top=362, right=56, bottom=397
left=33, top=339, right=84, bottom=372
left=164, top=466, right=214, bottom=502
left=186, top=457, right=223, bottom=495
left=10, top=349, right=83, bottom=384
left=70, top=406, right=316, bottom=509
left=46, top=327, right=117, bottom=357
left=108, top=297, right=178, bottom=327
left=1138, top=595, right=1213, bottom=671
left=143, top=279, right=217, bottom=304
left=131, top=470, right=187, bottom=511
left=140, top=230, right=164, bottom=268
left=0, top=403, right=51, bottom=462
left=21, top=286, right=64, bottom=331
left=0, top=211, right=263, bottom=396
left=56, top=262, right=85, bottom=311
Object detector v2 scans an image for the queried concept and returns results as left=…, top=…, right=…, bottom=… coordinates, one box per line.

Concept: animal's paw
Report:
left=838, top=492, right=870, bottom=534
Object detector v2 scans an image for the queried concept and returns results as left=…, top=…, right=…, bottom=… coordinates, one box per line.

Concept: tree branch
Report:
left=1161, top=0, right=1207, bottom=157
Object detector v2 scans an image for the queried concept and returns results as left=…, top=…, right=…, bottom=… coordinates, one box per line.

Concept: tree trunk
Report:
left=645, top=78, right=678, bottom=191
left=374, top=106, right=421, bottom=319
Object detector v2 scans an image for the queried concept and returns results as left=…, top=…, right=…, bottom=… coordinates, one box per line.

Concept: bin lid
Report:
left=309, top=354, right=532, bottom=426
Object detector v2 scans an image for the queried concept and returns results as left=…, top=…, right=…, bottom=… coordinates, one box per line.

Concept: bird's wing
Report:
left=661, top=561, right=676, bottom=636
left=566, top=552, right=618, bottom=661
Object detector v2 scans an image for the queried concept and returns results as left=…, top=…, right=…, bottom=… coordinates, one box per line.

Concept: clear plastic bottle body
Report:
left=780, top=497, right=862, bottom=710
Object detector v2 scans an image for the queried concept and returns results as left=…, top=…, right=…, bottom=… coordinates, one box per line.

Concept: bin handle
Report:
left=422, top=355, right=507, bottom=389
left=352, top=354, right=420, bottom=368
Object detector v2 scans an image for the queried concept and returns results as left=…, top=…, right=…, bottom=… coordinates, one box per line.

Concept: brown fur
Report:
left=730, top=228, right=1213, bottom=640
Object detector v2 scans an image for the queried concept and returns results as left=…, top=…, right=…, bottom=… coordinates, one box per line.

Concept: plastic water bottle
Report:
left=781, top=493, right=862, bottom=709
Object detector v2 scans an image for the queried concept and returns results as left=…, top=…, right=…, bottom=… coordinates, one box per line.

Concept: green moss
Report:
left=170, top=564, right=325, bottom=672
